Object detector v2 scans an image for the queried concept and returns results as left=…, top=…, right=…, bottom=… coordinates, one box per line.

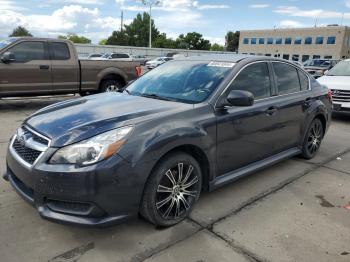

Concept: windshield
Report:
left=303, top=59, right=329, bottom=67
left=0, top=38, right=16, bottom=50
left=127, top=61, right=233, bottom=104
left=327, top=61, right=350, bottom=76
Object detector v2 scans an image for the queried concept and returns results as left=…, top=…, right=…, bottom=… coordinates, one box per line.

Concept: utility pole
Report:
left=141, top=0, right=160, bottom=48
left=120, top=10, right=124, bottom=32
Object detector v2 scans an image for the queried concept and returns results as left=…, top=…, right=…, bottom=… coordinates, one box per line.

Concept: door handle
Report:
left=39, top=65, right=50, bottom=70
left=265, top=106, right=278, bottom=116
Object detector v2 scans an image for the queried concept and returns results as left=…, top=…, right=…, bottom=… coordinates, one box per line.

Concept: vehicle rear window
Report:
left=229, top=62, right=271, bottom=100
left=51, top=42, right=70, bottom=60
left=273, top=62, right=301, bottom=95
left=7, top=41, right=46, bottom=63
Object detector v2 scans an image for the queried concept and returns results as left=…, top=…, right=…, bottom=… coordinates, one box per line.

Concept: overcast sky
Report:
left=2, top=0, right=350, bottom=45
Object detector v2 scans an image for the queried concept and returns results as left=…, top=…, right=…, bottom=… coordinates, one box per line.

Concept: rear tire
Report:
left=301, top=118, right=324, bottom=159
left=140, top=152, right=202, bottom=227
left=99, top=79, right=123, bottom=93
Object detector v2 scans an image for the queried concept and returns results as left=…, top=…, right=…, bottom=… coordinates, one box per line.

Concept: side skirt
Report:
left=209, top=147, right=301, bottom=191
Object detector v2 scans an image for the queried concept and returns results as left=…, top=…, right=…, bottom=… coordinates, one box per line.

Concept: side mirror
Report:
left=220, top=90, right=254, bottom=107
left=1, top=52, right=15, bottom=63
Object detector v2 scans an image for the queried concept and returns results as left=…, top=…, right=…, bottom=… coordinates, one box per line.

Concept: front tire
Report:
left=301, top=118, right=324, bottom=159
left=140, top=152, right=202, bottom=227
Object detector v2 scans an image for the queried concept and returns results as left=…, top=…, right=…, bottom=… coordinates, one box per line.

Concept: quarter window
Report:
left=50, top=42, right=70, bottom=60
left=298, top=70, right=309, bottom=91
left=7, top=41, right=45, bottom=63
left=273, top=63, right=301, bottom=95
left=229, top=62, right=271, bottom=100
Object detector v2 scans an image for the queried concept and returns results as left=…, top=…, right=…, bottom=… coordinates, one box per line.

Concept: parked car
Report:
left=318, top=59, right=350, bottom=112
left=4, top=55, right=332, bottom=227
left=107, top=53, right=133, bottom=62
left=0, top=38, right=141, bottom=97
left=303, top=59, right=339, bottom=78
left=87, top=53, right=109, bottom=60
left=133, top=55, right=149, bottom=66
left=146, top=57, right=173, bottom=69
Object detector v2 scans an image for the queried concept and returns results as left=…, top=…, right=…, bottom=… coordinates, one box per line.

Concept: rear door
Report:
left=0, top=40, right=51, bottom=95
left=271, top=62, right=311, bottom=151
left=216, top=62, right=282, bottom=175
left=49, top=41, right=79, bottom=93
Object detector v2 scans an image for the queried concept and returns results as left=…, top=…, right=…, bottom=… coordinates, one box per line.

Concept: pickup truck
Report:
left=0, top=38, right=141, bottom=97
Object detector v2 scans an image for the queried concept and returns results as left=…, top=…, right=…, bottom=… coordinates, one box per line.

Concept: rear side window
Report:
left=273, top=63, right=301, bottom=95
left=8, top=41, right=46, bottom=63
left=50, top=42, right=70, bottom=60
left=298, top=70, right=309, bottom=91
left=229, top=62, right=271, bottom=100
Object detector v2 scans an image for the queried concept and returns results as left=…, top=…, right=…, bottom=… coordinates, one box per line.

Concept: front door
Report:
left=0, top=40, right=51, bottom=95
left=216, top=62, right=281, bottom=175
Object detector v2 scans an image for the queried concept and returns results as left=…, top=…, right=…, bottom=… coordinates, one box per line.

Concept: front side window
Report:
left=327, top=36, right=336, bottom=44
left=243, top=38, right=249, bottom=44
left=50, top=42, right=70, bottom=60
left=285, top=37, right=292, bottom=44
left=305, top=37, right=312, bottom=44
left=273, top=62, right=301, bottom=95
left=316, top=36, right=324, bottom=44
left=229, top=62, right=271, bottom=100
left=127, top=61, right=232, bottom=104
left=294, top=37, right=302, bottom=45
left=7, top=41, right=46, bottom=63
left=276, top=38, right=282, bottom=45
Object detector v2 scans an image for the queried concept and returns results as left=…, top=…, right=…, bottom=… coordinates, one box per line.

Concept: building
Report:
left=238, top=26, right=350, bottom=62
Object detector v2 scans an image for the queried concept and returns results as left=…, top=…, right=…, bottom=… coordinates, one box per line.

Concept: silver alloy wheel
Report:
left=155, top=163, right=199, bottom=220
left=307, top=121, right=322, bottom=155
left=105, top=84, right=119, bottom=92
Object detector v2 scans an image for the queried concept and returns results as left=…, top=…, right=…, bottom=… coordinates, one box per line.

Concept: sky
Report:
left=2, top=0, right=350, bottom=45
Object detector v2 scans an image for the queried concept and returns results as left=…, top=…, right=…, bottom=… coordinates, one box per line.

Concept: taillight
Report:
left=327, top=89, right=333, bottom=101
left=135, top=66, right=142, bottom=77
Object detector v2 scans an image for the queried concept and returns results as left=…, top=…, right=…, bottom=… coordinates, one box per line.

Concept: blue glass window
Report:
left=327, top=36, right=336, bottom=44
left=275, top=38, right=282, bottom=45
left=294, top=37, right=302, bottom=45
left=285, top=38, right=292, bottom=44
left=305, top=37, right=312, bottom=44
left=316, top=37, right=324, bottom=44
left=251, top=38, right=257, bottom=44
left=267, top=38, right=273, bottom=44
left=243, top=38, right=249, bottom=44
left=259, top=38, right=265, bottom=44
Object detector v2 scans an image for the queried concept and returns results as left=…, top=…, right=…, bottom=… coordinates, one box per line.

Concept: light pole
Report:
left=142, top=0, right=160, bottom=48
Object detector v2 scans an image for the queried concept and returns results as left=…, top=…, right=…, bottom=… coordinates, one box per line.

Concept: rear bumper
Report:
left=4, top=146, right=148, bottom=227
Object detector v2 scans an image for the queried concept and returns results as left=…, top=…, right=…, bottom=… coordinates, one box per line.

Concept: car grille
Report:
left=11, top=126, right=50, bottom=166
left=331, top=89, right=350, bottom=103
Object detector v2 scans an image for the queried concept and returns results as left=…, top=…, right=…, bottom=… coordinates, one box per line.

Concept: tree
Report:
left=210, top=43, right=225, bottom=51
left=225, top=31, right=240, bottom=52
left=153, top=33, right=177, bottom=48
left=58, top=33, right=91, bottom=44
left=106, top=12, right=160, bottom=47
left=176, top=32, right=211, bottom=50
left=99, top=39, right=107, bottom=45
left=9, top=26, right=32, bottom=37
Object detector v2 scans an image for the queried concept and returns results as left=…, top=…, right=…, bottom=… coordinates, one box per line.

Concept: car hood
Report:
left=25, top=93, right=187, bottom=147
left=304, top=66, right=327, bottom=71
left=318, top=75, right=350, bottom=90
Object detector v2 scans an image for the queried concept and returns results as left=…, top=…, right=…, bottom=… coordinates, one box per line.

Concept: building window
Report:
left=305, top=37, right=312, bottom=44
left=324, top=55, right=333, bottom=59
left=313, top=55, right=321, bottom=59
left=316, top=37, right=324, bottom=44
left=265, top=54, right=271, bottom=56
left=294, top=37, right=302, bottom=45
left=259, top=38, right=265, bottom=44
left=267, top=38, right=273, bottom=44
left=292, top=54, right=300, bottom=61
left=302, top=55, right=310, bottom=62
left=275, top=37, right=282, bottom=45
left=327, top=36, right=336, bottom=44
left=243, top=38, right=249, bottom=44
left=251, top=38, right=257, bottom=44
left=283, top=54, right=290, bottom=60
left=285, top=38, right=292, bottom=45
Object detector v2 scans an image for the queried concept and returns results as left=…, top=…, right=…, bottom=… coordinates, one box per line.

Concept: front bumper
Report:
left=332, top=101, right=350, bottom=112
left=4, top=145, right=147, bottom=226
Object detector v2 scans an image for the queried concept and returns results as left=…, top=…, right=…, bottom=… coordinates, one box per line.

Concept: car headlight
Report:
left=49, top=126, right=133, bottom=166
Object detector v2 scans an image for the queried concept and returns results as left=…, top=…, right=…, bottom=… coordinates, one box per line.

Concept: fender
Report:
left=96, top=67, right=128, bottom=89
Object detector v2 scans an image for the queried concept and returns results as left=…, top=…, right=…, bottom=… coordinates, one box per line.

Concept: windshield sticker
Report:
left=207, top=61, right=235, bottom=68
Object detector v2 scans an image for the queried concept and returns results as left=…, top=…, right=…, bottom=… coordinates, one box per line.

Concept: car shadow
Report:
left=332, top=112, right=350, bottom=122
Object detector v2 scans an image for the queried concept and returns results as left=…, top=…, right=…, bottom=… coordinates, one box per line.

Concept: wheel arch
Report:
left=96, top=68, right=128, bottom=90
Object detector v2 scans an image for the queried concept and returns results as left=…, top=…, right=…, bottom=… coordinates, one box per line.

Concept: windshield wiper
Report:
left=123, top=88, right=130, bottom=94
left=140, top=93, right=173, bottom=101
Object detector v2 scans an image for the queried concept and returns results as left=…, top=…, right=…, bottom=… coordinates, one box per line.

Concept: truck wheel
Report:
left=140, top=152, right=202, bottom=227
left=100, top=80, right=123, bottom=93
